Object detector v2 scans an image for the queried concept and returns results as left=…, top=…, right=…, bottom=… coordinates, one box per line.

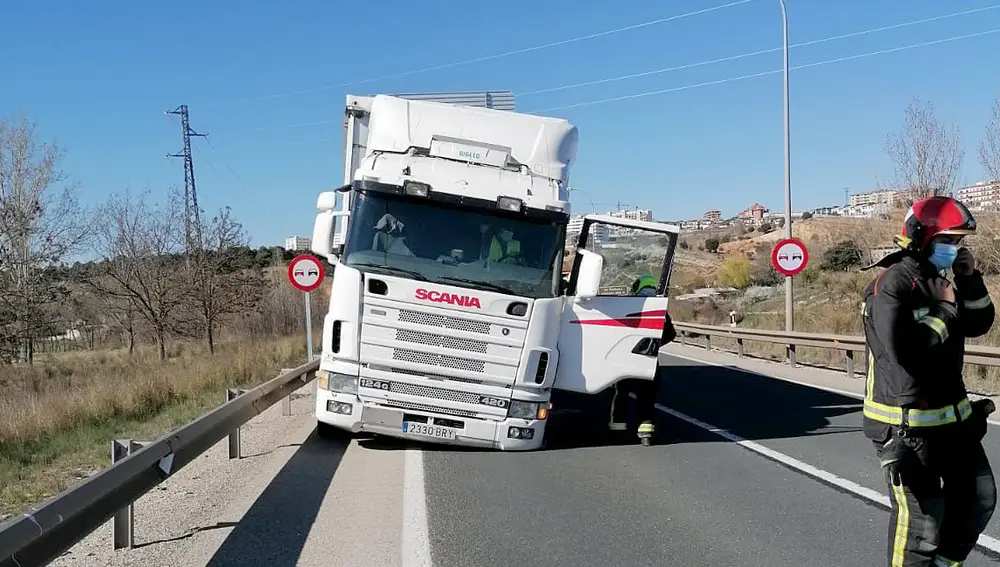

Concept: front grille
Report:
left=389, top=381, right=482, bottom=405
left=364, top=364, right=485, bottom=385
left=399, top=309, right=491, bottom=334
left=392, top=347, right=486, bottom=373
left=385, top=400, right=479, bottom=418
left=396, top=329, right=489, bottom=354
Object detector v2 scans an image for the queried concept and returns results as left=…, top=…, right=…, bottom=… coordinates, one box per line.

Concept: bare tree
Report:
left=188, top=206, right=264, bottom=354
left=86, top=189, right=192, bottom=360
left=980, top=96, right=1000, bottom=184
left=0, top=114, right=90, bottom=363
left=885, top=98, right=965, bottom=201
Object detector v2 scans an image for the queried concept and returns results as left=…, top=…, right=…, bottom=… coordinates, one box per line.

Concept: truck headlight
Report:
left=318, top=370, right=358, bottom=394
left=508, top=400, right=549, bottom=420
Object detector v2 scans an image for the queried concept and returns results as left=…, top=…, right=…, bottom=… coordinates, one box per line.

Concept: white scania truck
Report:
left=309, top=91, right=680, bottom=450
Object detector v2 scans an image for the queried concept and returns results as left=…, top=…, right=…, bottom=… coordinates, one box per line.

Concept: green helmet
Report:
left=631, top=273, right=657, bottom=294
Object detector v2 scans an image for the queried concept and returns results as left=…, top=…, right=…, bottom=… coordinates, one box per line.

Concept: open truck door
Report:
left=554, top=214, right=679, bottom=394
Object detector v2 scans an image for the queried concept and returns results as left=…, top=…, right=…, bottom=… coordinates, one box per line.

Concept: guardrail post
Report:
left=680, top=332, right=688, bottom=346
left=846, top=350, right=855, bottom=378
left=111, top=439, right=149, bottom=550
left=737, top=338, right=745, bottom=358
left=704, top=335, right=711, bottom=352
left=787, top=344, right=797, bottom=367
left=281, top=368, right=294, bottom=416
left=227, top=388, right=247, bottom=459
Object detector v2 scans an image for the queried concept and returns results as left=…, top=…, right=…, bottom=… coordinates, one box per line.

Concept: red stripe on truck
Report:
left=570, top=316, right=665, bottom=330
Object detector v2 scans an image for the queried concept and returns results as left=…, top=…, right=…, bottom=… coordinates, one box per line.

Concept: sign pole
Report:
left=771, top=237, right=808, bottom=366
left=304, top=291, right=314, bottom=361
left=287, top=253, right=325, bottom=362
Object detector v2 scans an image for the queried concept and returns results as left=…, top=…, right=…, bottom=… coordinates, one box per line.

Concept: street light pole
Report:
left=780, top=0, right=793, bottom=332
left=568, top=187, right=597, bottom=214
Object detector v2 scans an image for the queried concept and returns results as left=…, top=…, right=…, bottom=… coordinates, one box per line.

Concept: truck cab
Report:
left=310, top=93, right=679, bottom=450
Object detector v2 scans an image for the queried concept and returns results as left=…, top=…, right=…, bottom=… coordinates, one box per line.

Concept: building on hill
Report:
left=810, top=203, right=890, bottom=219
left=567, top=215, right=610, bottom=244
left=609, top=208, right=654, bottom=222
left=849, top=190, right=901, bottom=208
left=737, top=203, right=768, bottom=221
left=956, top=180, right=1000, bottom=212
left=284, top=236, right=312, bottom=251
left=704, top=209, right=722, bottom=222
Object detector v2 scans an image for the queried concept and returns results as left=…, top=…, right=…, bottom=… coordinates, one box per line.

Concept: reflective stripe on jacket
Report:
left=861, top=254, right=994, bottom=440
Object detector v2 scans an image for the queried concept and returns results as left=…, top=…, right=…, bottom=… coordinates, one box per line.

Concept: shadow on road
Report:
left=656, top=355, right=863, bottom=444
left=204, top=431, right=347, bottom=567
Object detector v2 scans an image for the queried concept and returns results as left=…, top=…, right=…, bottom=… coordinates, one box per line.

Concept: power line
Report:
left=210, top=25, right=997, bottom=154
left=527, top=27, right=1000, bottom=113
left=203, top=27, right=1000, bottom=153
left=202, top=0, right=757, bottom=108
left=230, top=118, right=340, bottom=135
left=217, top=4, right=999, bottom=137
left=518, top=3, right=1000, bottom=98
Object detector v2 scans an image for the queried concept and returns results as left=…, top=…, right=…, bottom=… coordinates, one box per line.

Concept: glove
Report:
left=926, top=277, right=956, bottom=305
left=878, top=437, right=912, bottom=487
left=954, top=247, right=976, bottom=276
left=970, top=399, right=995, bottom=441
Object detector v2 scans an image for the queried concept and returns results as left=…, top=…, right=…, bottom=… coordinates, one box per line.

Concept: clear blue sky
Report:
left=4, top=0, right=1000, bottom=249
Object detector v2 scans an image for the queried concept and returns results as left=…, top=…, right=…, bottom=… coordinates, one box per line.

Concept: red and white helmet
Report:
left=895, top=195, right=976, bottom=252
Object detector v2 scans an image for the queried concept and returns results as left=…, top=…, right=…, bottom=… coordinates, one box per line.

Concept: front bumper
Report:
left=315, top=388, right=545, bottom=451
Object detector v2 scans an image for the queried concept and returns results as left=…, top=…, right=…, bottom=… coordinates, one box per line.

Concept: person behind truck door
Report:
left=860, top=195, right=996, bottom=567
left=631, top=273, right=657, bottom=297
left=609, top=273, right=675, bottom=445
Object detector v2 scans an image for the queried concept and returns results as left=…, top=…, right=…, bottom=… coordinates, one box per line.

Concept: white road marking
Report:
left=402, top=448, right=433, bottom=567
left=664, top=348, right=1000, bottom=426
left=654, top=402, right=1000, bottom=555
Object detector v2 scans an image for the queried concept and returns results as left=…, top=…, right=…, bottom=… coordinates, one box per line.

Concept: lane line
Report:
left=663, top=347, right=1000, bottom=427
left=402, top=448, right=433, bottom=567
left=653, top=402, right=1000, bottom=556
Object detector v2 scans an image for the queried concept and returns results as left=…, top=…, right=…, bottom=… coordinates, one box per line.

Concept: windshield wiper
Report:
left=438, top=276, right=515, bottom=294
left=350, top=263, right=428, bottom=281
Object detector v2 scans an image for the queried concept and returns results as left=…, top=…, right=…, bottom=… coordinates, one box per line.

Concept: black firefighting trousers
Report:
left=876, top=420, right=997, bottom=566
left=610, top=370, right=661, bottom=432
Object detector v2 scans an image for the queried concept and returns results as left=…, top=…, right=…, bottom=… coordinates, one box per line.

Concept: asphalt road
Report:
left=49, top=350, right=1000, bottom=566
left=420, top=350, right=1000, bottom=567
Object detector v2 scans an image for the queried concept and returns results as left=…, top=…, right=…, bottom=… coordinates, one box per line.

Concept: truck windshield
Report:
left=342, top=190, right=565, bottom=298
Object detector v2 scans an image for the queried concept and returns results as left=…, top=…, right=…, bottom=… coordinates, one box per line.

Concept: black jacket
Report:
left=861, top=253, right=994, bottom=441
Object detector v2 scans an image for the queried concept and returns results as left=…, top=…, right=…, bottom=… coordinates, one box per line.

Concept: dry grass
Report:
left=0, top=335, right=308, bottom=517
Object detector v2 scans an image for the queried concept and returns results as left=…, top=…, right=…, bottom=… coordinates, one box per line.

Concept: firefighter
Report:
left=632, top=273, right=658, bottom=296
left=860, top=195, right=997, bottom=567
left=609, top=273, right=676, bottom=445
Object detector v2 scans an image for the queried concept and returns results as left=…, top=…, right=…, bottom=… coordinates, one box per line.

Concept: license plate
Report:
left=403, top=421, right=457, bottom=440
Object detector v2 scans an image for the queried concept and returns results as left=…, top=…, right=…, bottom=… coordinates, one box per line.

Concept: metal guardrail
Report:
left=0, top=358, right=320, bottom=567
left=673, top=321, right=1000, bottom=377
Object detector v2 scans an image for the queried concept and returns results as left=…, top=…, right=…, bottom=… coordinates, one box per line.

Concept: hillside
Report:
left=720, top=216, right=897, bottom=256
left=671, top=216, right=895, bottom=292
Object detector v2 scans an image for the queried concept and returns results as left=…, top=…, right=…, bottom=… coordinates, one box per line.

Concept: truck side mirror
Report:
left=575, top=249, right=603, bottom=300
left=311, top=191, right=338, bottom=261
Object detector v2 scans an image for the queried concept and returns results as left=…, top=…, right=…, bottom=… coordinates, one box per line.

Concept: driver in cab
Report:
left=373, top=213, right=413, bottom=256
left=485, top=225, right=523, bottom=264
